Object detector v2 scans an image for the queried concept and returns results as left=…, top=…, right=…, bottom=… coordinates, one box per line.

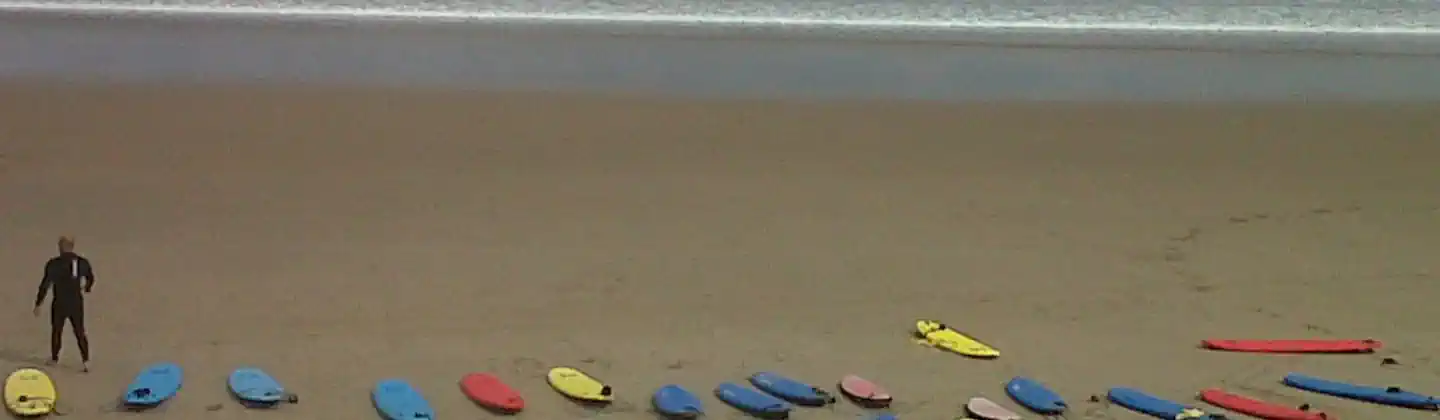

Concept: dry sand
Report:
left=2, top=84, right=1438, bottom=419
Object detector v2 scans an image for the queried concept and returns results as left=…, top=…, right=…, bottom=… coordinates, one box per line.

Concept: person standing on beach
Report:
left=33, top=236, right=94, bottom=372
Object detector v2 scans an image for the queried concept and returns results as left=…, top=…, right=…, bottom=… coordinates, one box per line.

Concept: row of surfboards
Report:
left=1110, top=372, right=1440, bottom=420
left=393, top=368, right=1062, bottom=420
left=394, top=369, right=1440, bottom=420
left=3, top=319, right=1429, bottom=419
left=1117, top=371, right=1440, bottom=417
left=3, top=362, right=292, bottom=417
left=8, top=361, right=1436, bottom=420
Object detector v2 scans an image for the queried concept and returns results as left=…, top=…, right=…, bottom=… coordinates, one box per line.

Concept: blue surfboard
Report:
left=653, top=385, right=704, bottom=418
left=229, top=367, right=295, bottom=405
left=123, top=362, right=183, bottom=407
left=373, top=379, right=435, bottom=420
left=748, top=372, right=835, bottom=406
left=875, top=414, right=898, bottom=420
left=715, top=382, right=792, bottom=418
left=1107, top=387, right=1222, bottom=419
left=1284, top=373, right=1440, bottom=410
left=1005, top=376, right=1067, bottom=415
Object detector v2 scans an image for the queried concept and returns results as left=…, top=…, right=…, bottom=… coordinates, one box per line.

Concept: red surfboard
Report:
left=838, top=375, right=892, bottom=407
left=1199, top=388, right=1331, bottom=420
left=460, top=373, right=525, bottom=413
left=1200, top=339, right=1381, bottom=353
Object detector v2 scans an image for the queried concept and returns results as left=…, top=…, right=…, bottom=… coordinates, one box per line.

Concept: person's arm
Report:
left=35, top=263, right=52, bottom=307
left=81, top=258, right=96, bottom=292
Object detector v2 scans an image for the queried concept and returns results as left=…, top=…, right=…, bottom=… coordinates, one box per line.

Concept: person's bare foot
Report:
left=44, top=359, right=57, bottom=366
left=82, top=362, right=90, bottom=373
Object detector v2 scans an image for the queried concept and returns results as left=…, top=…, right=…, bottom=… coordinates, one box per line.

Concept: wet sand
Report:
left=2, top=84, right=1438, bottom=419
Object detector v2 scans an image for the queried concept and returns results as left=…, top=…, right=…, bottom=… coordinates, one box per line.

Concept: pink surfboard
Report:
left=837, top=375, right=892, bottom=407
left=966, top=397, right=1022, bottom=420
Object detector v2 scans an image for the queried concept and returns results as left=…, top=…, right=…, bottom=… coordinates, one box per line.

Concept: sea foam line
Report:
left=4, top=2, right=1439, bottom=37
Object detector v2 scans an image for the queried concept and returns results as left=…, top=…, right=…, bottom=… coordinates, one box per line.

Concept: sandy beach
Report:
left=2, top=84, right=1438, bottom=419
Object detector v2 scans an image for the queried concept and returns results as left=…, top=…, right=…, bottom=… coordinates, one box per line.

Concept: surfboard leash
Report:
left=14, top=395, right=67, bottom=416
left=811, top=388, right=837, bottom=404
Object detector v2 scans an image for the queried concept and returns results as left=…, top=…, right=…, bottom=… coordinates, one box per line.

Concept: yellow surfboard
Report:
left=916, top=320, right=1000, bottom=358
left=4, top=368, right=57, bottom=416
left=546, top=367, right=613, bottom=403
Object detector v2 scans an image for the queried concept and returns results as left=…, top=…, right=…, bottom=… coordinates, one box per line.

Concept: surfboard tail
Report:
left=814, top=389, right=837, bottom=404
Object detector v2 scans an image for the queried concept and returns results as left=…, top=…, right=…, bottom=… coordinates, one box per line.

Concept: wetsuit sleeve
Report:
left=82, top=258, right=96, bottom=292
left=35, top=262, right=52, bottom=307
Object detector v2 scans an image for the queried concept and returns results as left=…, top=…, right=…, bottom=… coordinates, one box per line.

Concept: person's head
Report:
left=57, top=236, right=75, bottom=254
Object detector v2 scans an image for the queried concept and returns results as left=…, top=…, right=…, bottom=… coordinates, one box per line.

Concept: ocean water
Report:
left=5, top=12, right=1440, bottom=101
left=4, top=0, right=1440, bottom=101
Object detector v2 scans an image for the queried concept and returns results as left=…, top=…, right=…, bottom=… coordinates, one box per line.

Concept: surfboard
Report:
left=229, top=367, right=296, bottom=405
left=1202, top=339, right=1381, bottom=353
left=1107, top=387, right=1222, bottom=419
left=715, top=382, right=792, bottom=418
left=1199, top=388, right=1332, bottom=420
left=653, top=384, right=704, bottom=418
left=966, top=397, right=1022, bottom=420
left=547, top=367, right=613, bottom=403
left=460, top=373, right=525, bottom=413
left=749, top=372, right=835, bottom=406
left=1005, top=376, right=1067, bottom=415
left=372, top=379, right=435, bottom=420
left=875, top=414, right=898, bottom=420
left=4, top=368, right=57, bottom=416
left=838, top=375, right=892, bottom=407
left=1283, top=373, right=1439, bottom=410
left=123, top=362, right=183, bottom=407
left=915, top=320, right=1000, bottom=358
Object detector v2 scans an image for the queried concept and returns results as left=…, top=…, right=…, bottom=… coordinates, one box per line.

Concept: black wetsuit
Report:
left=35, top=252, right=94, bottom=363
